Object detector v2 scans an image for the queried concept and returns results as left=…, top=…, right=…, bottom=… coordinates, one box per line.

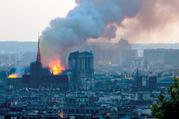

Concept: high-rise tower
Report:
left=68, top=51, right=94, bottom=90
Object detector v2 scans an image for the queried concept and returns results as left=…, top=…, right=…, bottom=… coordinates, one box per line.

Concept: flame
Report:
left=48, top=59, right=65, bottom=75
left=8, top=74, right=18, bottom=79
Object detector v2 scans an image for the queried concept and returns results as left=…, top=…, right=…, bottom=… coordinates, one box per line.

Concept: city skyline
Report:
left=0, top=1, right=179, bottom=118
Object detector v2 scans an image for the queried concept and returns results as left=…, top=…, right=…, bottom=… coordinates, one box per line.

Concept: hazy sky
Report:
left=0, top=0, right=179, bottom=43
left=0, top=0, right=76, bottom=41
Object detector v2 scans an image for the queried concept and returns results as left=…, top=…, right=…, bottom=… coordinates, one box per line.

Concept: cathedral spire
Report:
left=37, top=35, right=41, bottom=63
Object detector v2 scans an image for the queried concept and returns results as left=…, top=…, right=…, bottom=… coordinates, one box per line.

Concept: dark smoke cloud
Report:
left=40, top=0, right=141, bottom=66
left=101, top=24, right=117, bottom=39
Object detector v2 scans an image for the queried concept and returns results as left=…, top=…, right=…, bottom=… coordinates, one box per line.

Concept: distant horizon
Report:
left=0, top=40, right=179, bottom=44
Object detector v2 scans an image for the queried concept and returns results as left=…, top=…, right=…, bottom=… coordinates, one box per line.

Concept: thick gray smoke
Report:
left=40, top=0, right=141, bottom=66
left=121, top=0, right=179, bottom=43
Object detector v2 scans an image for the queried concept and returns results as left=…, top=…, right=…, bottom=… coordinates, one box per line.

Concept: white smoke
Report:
left=40, top=0, right=141, bottom=66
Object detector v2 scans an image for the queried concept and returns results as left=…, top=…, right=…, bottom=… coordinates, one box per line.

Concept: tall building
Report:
left=69, top=51, right=94, bottom=80
left=29, top=37, right=43, bottom=86
left=147, top=76, right=157, bottom=91
left=134, top=70, right=143, bottom=91
left=134, top=70, right=157, bottom=91
left=118, top=39, right=138, bottom=68
left=25, top=37, right=68, bottom=89
left=68, top=51, right=94, bottom=90
left=144, top=49, right=179, bottom=68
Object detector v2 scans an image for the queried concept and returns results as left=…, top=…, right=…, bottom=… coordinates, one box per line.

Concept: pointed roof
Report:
left=37, top=36, right=41, bottom=64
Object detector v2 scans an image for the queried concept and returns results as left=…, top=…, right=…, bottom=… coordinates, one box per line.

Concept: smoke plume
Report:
left=120, top=0, right=179, bottom=43
left=40, top=0, right=141, bottom=66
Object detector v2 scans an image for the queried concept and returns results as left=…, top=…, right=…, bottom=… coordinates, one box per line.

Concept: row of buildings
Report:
left=5, top=38, right=94, bottom=91
left=0, top=38, right=178, bottom=118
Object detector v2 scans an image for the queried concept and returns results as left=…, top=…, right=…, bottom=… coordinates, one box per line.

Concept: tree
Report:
left=152, top=77, right=179, bottom=119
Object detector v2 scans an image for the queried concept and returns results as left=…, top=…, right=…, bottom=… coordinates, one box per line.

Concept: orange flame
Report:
left=8, top=74, right=18, bottom=79
left=48, top=59, right=65, bottom=75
